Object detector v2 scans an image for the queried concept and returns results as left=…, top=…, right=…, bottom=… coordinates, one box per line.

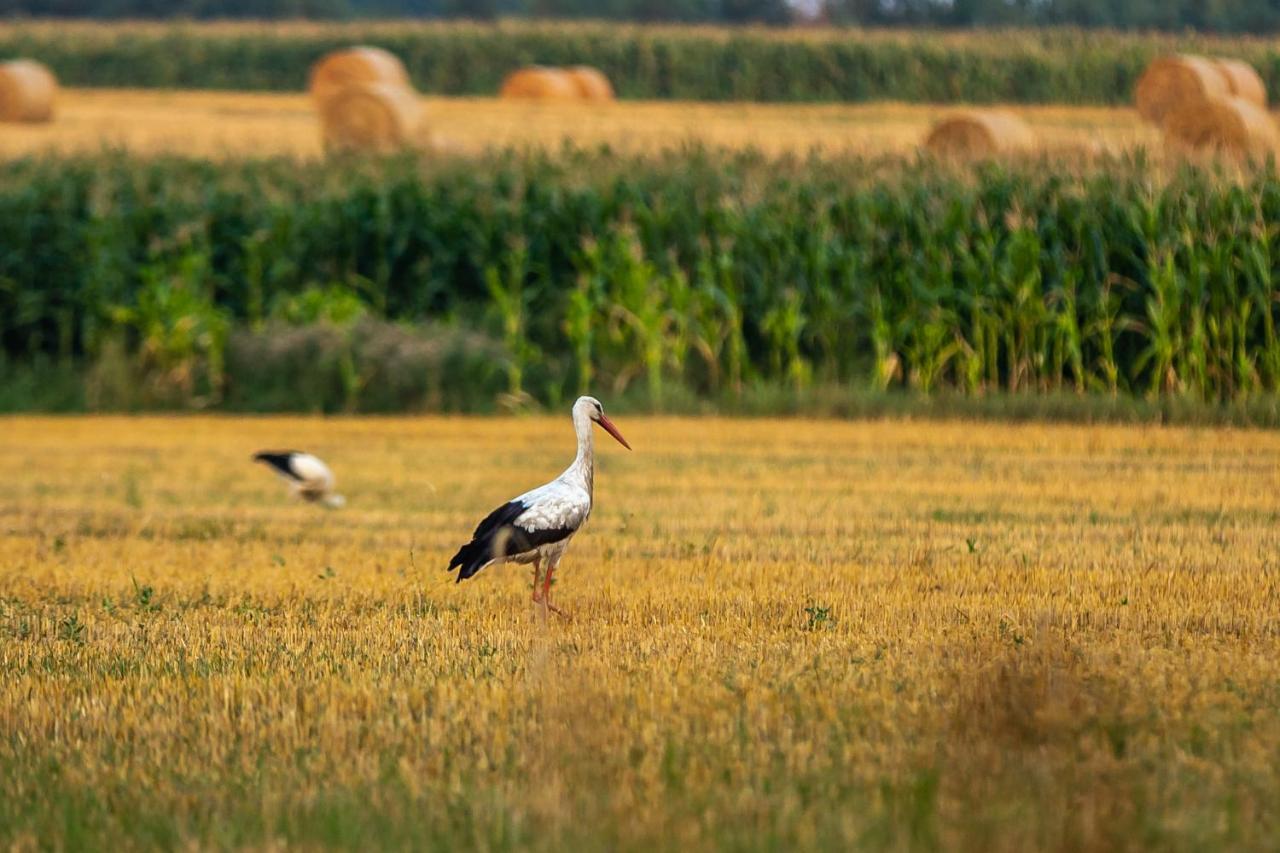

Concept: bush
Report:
left=224, top=318, right=506, bottom=412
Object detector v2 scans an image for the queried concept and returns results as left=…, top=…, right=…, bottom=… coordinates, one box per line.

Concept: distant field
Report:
left=1, top=415, right=1278, bottom=848
left=1, top=19, right=1277, bottom=103
left=0, top=89, right=1159, bottom=158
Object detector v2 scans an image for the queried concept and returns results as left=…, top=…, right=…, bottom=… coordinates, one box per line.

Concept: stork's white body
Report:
left=447, top=396, right=630, bottom=615
left=253, top=451, right=346, bottom=508
left=501, top=475, right=592, bottom=568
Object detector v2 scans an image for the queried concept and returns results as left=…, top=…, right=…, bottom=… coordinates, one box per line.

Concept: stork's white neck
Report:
left=564, top=405, right=594, bottom=497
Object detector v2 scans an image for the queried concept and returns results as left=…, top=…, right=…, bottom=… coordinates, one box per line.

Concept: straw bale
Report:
left=0, top=59, right=57, bottom=123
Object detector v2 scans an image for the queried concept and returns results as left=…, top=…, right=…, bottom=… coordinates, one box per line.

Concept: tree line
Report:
left=3, top=0, right=1279, bottom=33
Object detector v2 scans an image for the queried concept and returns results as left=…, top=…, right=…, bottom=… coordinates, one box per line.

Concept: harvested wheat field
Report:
left=1, top=415, right=1278, bottom=849
left=0, top=88, right=1160, bottom=158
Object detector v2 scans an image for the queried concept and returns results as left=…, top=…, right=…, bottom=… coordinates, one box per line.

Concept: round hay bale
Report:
left=566, top=66, right=615, bottom=101
left=1135, top=55, right=1231, bottom=124
left=1163, top=95, right=1279, bottom=158
left=318, top=82, right=422, bottom=154
left=0, top=59, right=57, bottom=123
left=499, top=67, right=579, bottom=100
left=1213, top=58, right=1266, bottom=107
left=309, top=46, right=410, bottom=105
left=923, top=110, right=1034, bottom=157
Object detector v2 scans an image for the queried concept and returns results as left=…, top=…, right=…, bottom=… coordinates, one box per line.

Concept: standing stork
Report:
left=447, top=395, right=630, bottom=617
left=253, top=451, right=346, bottom=508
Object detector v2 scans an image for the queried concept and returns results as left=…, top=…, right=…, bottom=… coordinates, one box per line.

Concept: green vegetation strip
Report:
left=2, top=21, right=1280, bottom=103
left=4, top=149, right=1280, bottom=415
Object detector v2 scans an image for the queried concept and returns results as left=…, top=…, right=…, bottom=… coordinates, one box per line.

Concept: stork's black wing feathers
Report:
left=253, top=451, right=303, bottom=481
left=468, top=500, right=527, bottom=542
left=448, top=500, right=574, bottom=582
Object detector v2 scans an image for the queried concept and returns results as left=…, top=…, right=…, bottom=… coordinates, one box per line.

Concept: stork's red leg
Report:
left=541, top=561, right=570, bottom=620
left=531, top=557, right=544, bottom=605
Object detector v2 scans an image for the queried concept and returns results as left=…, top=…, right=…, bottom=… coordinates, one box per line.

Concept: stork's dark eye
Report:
left=594, top=403, right=603, bottom=416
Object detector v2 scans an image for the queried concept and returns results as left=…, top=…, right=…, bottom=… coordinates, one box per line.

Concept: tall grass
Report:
left=5, top=149, right=1280, bottom=409
left=2, top=20, right=1280, bottom=102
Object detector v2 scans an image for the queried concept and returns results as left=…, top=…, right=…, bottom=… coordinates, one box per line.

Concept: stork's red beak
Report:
left=596, top=414, right=632, bottom=450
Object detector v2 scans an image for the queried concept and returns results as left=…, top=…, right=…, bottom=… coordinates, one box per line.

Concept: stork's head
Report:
left=575, top=396, right=631, bottom=450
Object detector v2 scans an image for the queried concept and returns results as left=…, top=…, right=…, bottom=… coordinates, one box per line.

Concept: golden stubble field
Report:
left=1, top=415, right=1279, bottom=849
left=0, top=88, right=1160, bottom=159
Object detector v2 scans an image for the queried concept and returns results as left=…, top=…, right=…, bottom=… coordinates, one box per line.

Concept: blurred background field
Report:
left=2, top=415, right=1278, bottom=849
left=2, top=20, right=1280, bottom=421
left=3, top=20, right=1280, bottom=103
left=0, top=89, right=1156, bottom=158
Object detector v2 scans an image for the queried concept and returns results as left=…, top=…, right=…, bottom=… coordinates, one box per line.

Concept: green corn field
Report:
left=2, top=19, right=1280, bottom=103
left=5, top=149, right=1280, bottom=412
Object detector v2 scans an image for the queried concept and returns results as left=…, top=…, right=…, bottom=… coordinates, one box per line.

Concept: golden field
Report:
left=0, top=88, right=1160, bottom=158
left=1, top=414, right=1279, bottom=849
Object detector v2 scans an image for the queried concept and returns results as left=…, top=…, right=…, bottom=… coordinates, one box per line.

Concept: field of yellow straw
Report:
left=1, top=415, right=1277, bottom=848
left=0, top=88, right=1159, bottom=159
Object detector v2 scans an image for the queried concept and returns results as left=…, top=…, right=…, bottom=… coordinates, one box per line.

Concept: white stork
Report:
left=447, top=395, right=631, bottom=617
left=253, top=451, right=346, bottom=508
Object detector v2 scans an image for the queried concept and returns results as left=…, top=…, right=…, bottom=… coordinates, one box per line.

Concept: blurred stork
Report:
left=447, top=395, right=630, bottom=617
left=253, top=451, right=346, bottom=508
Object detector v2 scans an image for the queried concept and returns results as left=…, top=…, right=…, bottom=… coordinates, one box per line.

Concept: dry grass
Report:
left=1, top=414, right=1278, bottom=849
left=0, top=88, right=1160, bottom=159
